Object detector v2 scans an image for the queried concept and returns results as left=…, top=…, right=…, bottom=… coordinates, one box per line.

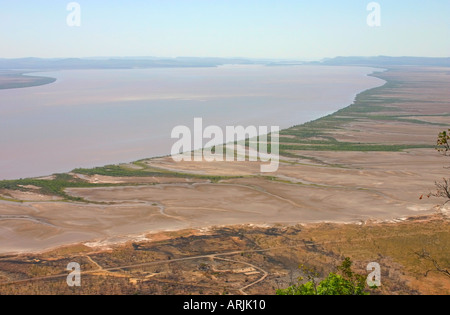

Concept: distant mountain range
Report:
left=0, top=56, right=449, bottom=71
left=312, top=56, right=450, bottom=67
left=0, top=57, right=259, bottom=70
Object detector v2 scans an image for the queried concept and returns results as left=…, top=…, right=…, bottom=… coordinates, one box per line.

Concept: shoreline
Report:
left=0, top=71, right=57, bottom=90
left=1, top=65, right=449, bottom=256
left=0, top=65, right=386, bottom=181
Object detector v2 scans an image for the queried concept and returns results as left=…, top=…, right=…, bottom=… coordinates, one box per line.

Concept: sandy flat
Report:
left=1, top=66, right=449, bottom=255
left=0, top=147, right=445, bottom=255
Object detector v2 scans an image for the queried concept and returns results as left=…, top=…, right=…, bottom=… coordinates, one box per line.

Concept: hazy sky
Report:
left=1, top=0, right=449, bottom=59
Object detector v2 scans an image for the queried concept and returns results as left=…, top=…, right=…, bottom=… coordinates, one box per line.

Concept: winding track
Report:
left=0, top=245, right=297, bottom=293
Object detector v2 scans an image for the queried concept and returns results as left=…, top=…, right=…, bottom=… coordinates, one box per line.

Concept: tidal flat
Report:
left=0, top=65, right=383, bottom=180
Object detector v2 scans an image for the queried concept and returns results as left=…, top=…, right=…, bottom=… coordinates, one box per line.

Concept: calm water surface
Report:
left=0, top=65, right=384, bottom=180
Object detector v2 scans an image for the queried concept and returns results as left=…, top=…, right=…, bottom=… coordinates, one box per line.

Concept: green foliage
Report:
left=0, top=163, right=242, bottom=203
left=73, top=164, right=239, bottom=183
left=277, top=281, right=317, bottom=295
left=73, top=164, right=157, bottom=177
left=365, top=115, right=446, bottom=126
left=0, top=174, right=99, bottom=202
left=436, top=129, right=450, bottom=155
left=276, top=258, right=370, bottom=295
left=277, top=72, right=439, bottom=156
left=280, top=142, right=433, bottom=152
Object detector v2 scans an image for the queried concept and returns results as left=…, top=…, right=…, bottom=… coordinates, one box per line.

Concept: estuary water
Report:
left=0, top=65, right=384, bottom=180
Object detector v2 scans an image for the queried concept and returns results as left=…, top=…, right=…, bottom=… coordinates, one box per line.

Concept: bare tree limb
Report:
left=415, top=249, right=450, bottom=278
left=426, top=178, right=450, bottom=210
left=425, top=130, right=450, bottom=206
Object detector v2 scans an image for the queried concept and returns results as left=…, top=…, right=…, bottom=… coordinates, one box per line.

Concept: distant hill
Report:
left=0, top=57, right=259, bottom=71
left=314, top=56, right=450, bottom=67
left=1, top=56, right=449, bottom=71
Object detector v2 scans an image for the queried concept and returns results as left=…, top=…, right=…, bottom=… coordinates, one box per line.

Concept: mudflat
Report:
left=0, top=71, right=56, bottom=90
left=0, top=66, right=449, bottom=255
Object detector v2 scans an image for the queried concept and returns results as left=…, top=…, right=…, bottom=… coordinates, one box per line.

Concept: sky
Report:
left=0, top=0, right=449, bottom=60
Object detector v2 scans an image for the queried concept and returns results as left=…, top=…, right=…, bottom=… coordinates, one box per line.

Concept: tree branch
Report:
left=415, top=249, right=450, bottom=278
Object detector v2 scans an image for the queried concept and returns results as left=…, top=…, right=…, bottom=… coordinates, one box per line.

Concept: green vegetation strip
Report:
left=0, top=165, right=243, bottom=202
left=73, top=163, right=240, bottom=182
left=280, top=143, right=434, bottom=152
left=0, top=174, right=102, bottom=202
left=0, top=68, right=444, bottom=201
left=278, top=70, right=445, bottom=154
